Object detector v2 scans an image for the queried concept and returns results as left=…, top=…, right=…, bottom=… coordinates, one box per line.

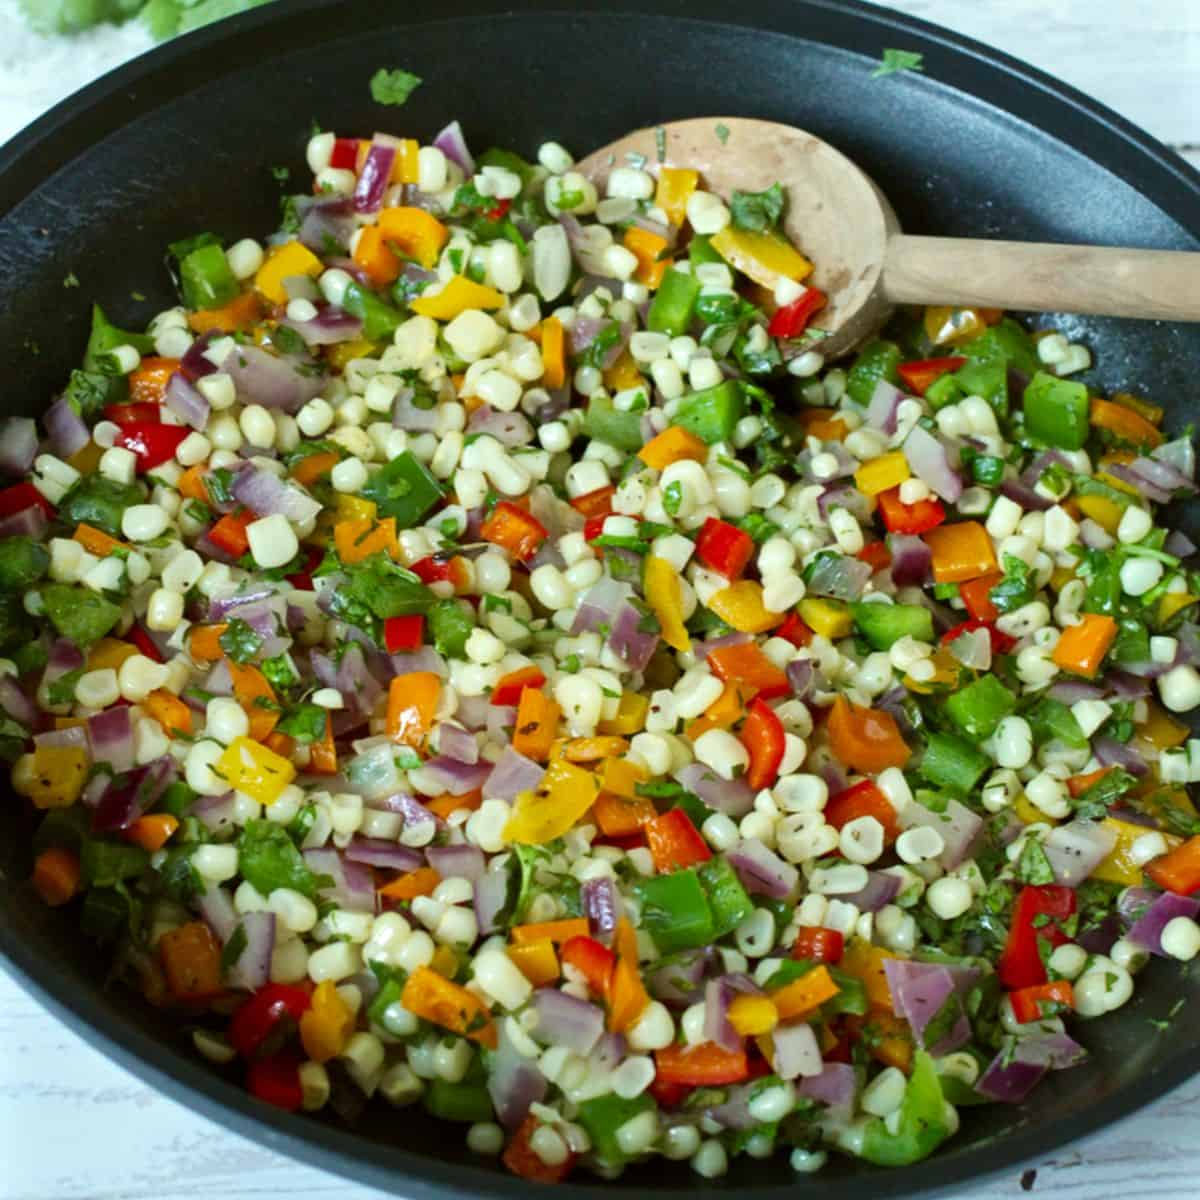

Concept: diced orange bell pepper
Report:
left=824, top=780, right=901, bottom=844
left=307, top=714, right=337, bottom=775
left=299, top=979, right=356, bottom=1063
left=378, top=866, right=441, bottom=901
left=335, top=516, right=399, bottom=564
left=73, top=522, right=127, bottom=557
left=127, top=357, right=181, bottom=405
left=352, top=224, right=401, bottom=287
left=707, top=641, right=791, bottom=701
left=645, top=808, right=712, bottom=872
left=480, top=501, right=548, bottom=562
left=1052, top=612, right=1118, bottom=679
left=426, top=788, right=483, bottom=820
left=377, top=207, right=450, bottom=269
left=827, top=694, right=911, bottom=772
left=255, top=240, right=323, bottom=305
left=607, top=917, right=650, bottom=1032
left=386, top=672, right=439, bottom=748
left=563, top=736, right=628, bottom=763
left=178, top=464, right=209, bottom=502
left=1146, top=835, right=1200, bottom=896
left=924, top=521, right=998, bottom=584
left=770, top=964, right=840, bottom=1020
left=959, top=571, right=1003, bottom=622
left=593, top=791, right=656, bottom=837
left=654, top=1042, right=749, bottom=1086
left=1090, top=397, right=1162, bottom=448
left=511, top=918, right=590, bottom=946
left=189, top=623, right=229, bottom=663
left=847, top=1007, right=914, bottom=1072
left=503, top=1115, right=576, bottom=1182
left=208, top=509, right=257, bottom=559
left=511, top=688, right=560, bottom=762
left=638, top=425, right=708, bottom=471
left=187, top=290, right=262, bottom=335
left=142, top=688, right=193, bottom=737
left=228, top=661, right=280, bottom=743
left=598, top=757, right=646, bottom=798
left=401, top=965, right=496, bottom=1048
left=125, top=812, right=180, bottom=852
left=603, top=351, right=644, bottom=393
left=539, top=315, right=566, bottom=389
left=508, top=939, right=560, bottom=987
left=839, top=941, right=898, bottom=1012
left=159, top=921, right=223, bottom=1001
left=31, top=847, right=81, bottom=907
left=706, top=580, right=784, bottom=634
left=797, top=407, right=849, bottom=441
left=623, top=226, right=671, bottom=289
left=289, top=450, right=340, bottom=488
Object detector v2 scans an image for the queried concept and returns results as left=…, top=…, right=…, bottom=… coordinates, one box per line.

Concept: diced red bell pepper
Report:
left=485, top=198, right=512, bottom=222
left=1009, top=980, right=1074, bottom=1024
left=645, top=808, right=712, bottom=873
left=824, top=780, right=901, bottom=844
left=384, top=614, right=425, bottom=653
left=897, top=356, right=967, bottom=396
left=959, top=573, right=1003, bottom=623
left=593, top=831, right=647, bottom=852
left=998, top=885, right=1076, bottom=990
left=792, top=926, right=845, bottom=965
left=695, top=517, right=755, bottom=580
left=129, top=625, right=164, bottom=664
left=655, top=1043, right=749, bottom=1086
left=774, top=610, right=813, bottom=648
left=583, top=516, right=608, bottom=542
left=767, top=288, right=826, bottom=339
left=206, top=509, right=257, bottom=558
left=329, top=137, right=360, bottom=170
left=857, top=539, right=891, bottom=571
left=561, top=935, right=617, bottom=995
left=481, top=500, right=548, bottom=562
left=103, top=402, right=162, bottom=427
left=228, top=982, right=312, bottom=1058
left=569, top=485, right=616, bottom=520
left=246, top=1051, right=304, bottom=1111
left=941, top=617, right=1016, bottom=656
left=285, top=546, right=323, bottom=592
left=0, top=482, right=55, bottom=519
left=877, top=486, right=946, bottom=536
left=649, top=1076, right=693, bottom=1108
left=490, top=665, right=546, bottom=707
left=739, top=697, right=786, bottom=791
left=114, top=422, right=189, bottom=472
left=409, top=555, right=470, bottom=589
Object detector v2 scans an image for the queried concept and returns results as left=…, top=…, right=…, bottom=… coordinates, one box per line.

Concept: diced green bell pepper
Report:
left=923, top=372, right=965, bottom=411
left=583, top=394, right=644, bottom=452
left=343, top=281, right=404, bottom=341
left=40, top=583, right=122, bottom=647
left=697, top=854, right=753, bottom=938
left=577, top=1093, right=656, bottom=1164
left=630, top=868, right=715, bottom=954
left=674, top=381, right=745, bottom=444
left=180, top=243, right=240, bottom=312
left=954, top=358, right=1009, bottom=414
left=80, top=838, right=150, bottom=888
left=846, top=339, right=902, bottom=407
left=688, top=235, right=724, bottom=267
left=944, top=675, right=1017, bottom=740
left=1025, top=696, right=1087, bottom=750
left=859, top=1051, right=954, bottom=1166
left=919, top=732, right=990, bottom=795
left=367, top=977, right=409, bottom=1035
left=57, top=476, right=143, bottom=537
left=360, top=449, right=444, bottom=525
left=427, top=598, right=475, bottom=659
left=960, top=318, right=1040, bottom=377
left=1023, top=371, right=1089, bottom=450
left=0, top=537, right=49, bottom=591
left=646, top=267, right=701, bottom=336
left=423, top=1079, right=493, bottom=1122
left=850, top=602, right=934, bottom=650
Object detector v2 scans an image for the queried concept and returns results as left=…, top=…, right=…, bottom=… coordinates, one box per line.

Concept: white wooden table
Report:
left=2, top=1, right=1199, bottom=1197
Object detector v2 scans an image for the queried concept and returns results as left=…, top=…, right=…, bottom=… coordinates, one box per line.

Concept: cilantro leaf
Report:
left=218, top=617, right=264, bottom=664
left=236, top=820, right=329, bottom=899
left=276, top=703, right=330, bottom=744
left=729, top=182, right=786, bottom=234
left=370, top=67, right=423, bottom=106
left=872, top=48, right=925, bottom=78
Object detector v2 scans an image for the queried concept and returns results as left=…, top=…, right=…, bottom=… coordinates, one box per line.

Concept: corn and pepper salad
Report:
left=7, top=116, right=1200, bottom=1180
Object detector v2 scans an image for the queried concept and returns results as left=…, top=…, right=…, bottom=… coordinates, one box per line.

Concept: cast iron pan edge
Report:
left=2, top=2, right=1199, bottom=1197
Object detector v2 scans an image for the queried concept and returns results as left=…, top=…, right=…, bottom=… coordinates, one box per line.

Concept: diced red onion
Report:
left=582, top=877, right=621, bottom=941
left=608, top=602, right=659, bottom=672
left=903, top=426, right=964, bottom=502
left=192, top=790, right=237, bottom=833
left=212, top=341, right=327, bottom=413
left=1117, top=885, right=1159, bottom=928
left=344, top=837, right=423, bottom=872
left=390, top=647, right=446, bottom=676
left=231, top=463, right=322, bottom=525
left=296, top=195, right=356, bottom=254
left=353, top=142, right=396, bottom=214
left=1128, top=454, right=1196, bottom=496
left=804, top=552, right=871, bottom=601
left=1019, top=448, right=1070, bottom=487
left=1153, top=435, right=1196, bottom=480
left=571, top=577, right=632, bottom=635
left=0, top=674, right=35, bottom=726
left=426, top=843, right=485, bottom=884
left=473, top=861, right=511, bottom=936
left=434, top=722, right=479, bottom=765
left=433, top=120, right=475, bottom=175
left=1127, top=890, right=1200, bottom=955
left=787, top=658, right=815, bottom=699
left=1093, top=736, right=1148, bottom=777
left=392, top=382, right=442, bottom=432
left=467, top=404, right=534, bottom=447
left=727, top=838, right=799, bottom=899
left=455, top=692, right=490, bottom=731
left=163, top=370, right=210, bottom=431
left=528, top=988, right=605, bottom=1055
left=888, top=534, right=932, bottom=586
left=373, top=792, right=443, bottom=833
left=34, top=724, right=89, bottom=753
left=817, top=483, right=873, bottom=524
left=1103, top=463, right=1172, bottom=504
left=976, top=1046, right=1046, bottom=1103
left=1015, top=1030, right=1088, bottom=1070
left=947, top=625, right=991, bottom=671
left=281, top=306, right=364, bottom=347
left=484, top=744, right=542, bottom=801
left=884, top=959, right=974, bottom=1055
left=674, top=762, right=755, bottom=818
left=704, top=1083, right=756, bottom=1130
left=0, top=504, right=48, bottom=540
left=196, top=881, right=239, bottom=942
left=92, top=755, right=176, bottom=833
left=335, top=643, right=384, bottom=717
left=226, top=910, right=276, bottom=991
left=87, top=705, right=135, bottom=774
left=701, top=630, right=752, bottom=655
left=840, top=870, right=901, bottom=913
left=1047, top=679, right=1106, bottom=704
left=773, top=1020, right=824, bottom=1080
left=645, top=949, right=711, bottom=1007
left=485, top=704, right=516, bottom=746
left=421, top=756, right=493, bottom=796
left=487, top=1027, right=547, bottom=1131
left=866, top=379, right=904, bottom=435
left=1103, top=671, right=1151, bottom=700
left=796, top=1062, right=856, bottom=1113
left=43, top=396, right=90, bottom=457
left=572, top=274, right=625, bottom=304
left=703, top=974, right=761, bottom=1053
left=899, top=798, right=982, bottom=870
left=303, top=848, right=377, bottom=913
left=0, top=417, right=38, bottom=476
left=591, top=1032, right=627, bottom=1071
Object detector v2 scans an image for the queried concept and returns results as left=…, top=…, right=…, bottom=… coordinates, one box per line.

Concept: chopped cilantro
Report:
left=369, top=67, right=423, bottom=106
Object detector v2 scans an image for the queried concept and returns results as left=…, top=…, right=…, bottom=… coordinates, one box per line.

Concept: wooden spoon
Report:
left=577, top=117, right=1200, bottom=358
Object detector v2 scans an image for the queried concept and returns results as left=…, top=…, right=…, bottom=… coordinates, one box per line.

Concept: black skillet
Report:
left=2, top=1, right=1199, bottom=1196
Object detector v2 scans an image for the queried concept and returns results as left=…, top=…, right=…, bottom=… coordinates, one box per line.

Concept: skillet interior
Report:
left=2, top=2, right=1199, bottom=1196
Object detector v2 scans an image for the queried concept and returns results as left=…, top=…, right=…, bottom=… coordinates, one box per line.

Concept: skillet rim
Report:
left=2, top=2, right=1199, bottom=1196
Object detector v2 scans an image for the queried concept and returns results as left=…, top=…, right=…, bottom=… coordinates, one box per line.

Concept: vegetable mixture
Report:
left=9, top=115, right=1200, bottom=1182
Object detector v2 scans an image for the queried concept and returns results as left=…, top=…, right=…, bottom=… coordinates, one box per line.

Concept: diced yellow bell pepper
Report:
left=326, top=338, right=378, bottom=371
left=598, top=690, right=649, bottom=735
left=87, top=638, right=138, bottom=672
left=599, top=757, right=646, bottom=799
left=378, top=207, right=450, bottom=269
left=1075, top=494, right=1124, bottom=535
left=507, top=939, right=560, bottom=987
left=1139, top=701, right=1190, bottom=749
left=1159, top=593, right=1198, bottom=624
left=603, top=350, right=644, bottom=393
left=904, top=647, right=959, bottom=694
left=254, top=240, right=323, bottom=305
left=709, top=227, right=813, bottom=289
left=707, top=580, right=784, bottom=634
left=838, top=940, right=898, bottom=1011
left=644, top=555, right=690, bottom=652
left=1095, top=471, right=1140, bottom=498
left=798, top=597, right=852, bottom=640
left=216, top=736, right=295, bottom=805
left=923, top=305, right=992, bottom=347
left=1092, top=817, right=1182, bottom=887
left=1111, top=390, right=1163, bottom=426
left=1048, top=566, right=1076, bottom=593
left=1013, top=792, right=1053, bottom=825
left=67, top=442, right=104, bottom=476
left=390, top=139, right=421, bottom=185
left=299, top=979, right=355, bottom=1063
left=504, top=758, right=599, bottom=845
left=853, top=450, right=910, bottom=497
left=336, top=493, right=378, bottom=523
left=19, top=746, right=89, bottom=810
left=655, top=167, right=699, bottom=227
left=410, top=275, right=505, bottom=320
left=728, top=993, right=778, bottom=1036
left=430, top=944, right=461, bottom=978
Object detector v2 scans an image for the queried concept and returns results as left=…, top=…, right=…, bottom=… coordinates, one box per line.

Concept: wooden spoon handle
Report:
left=882, top=235, right=1200, bottom=322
